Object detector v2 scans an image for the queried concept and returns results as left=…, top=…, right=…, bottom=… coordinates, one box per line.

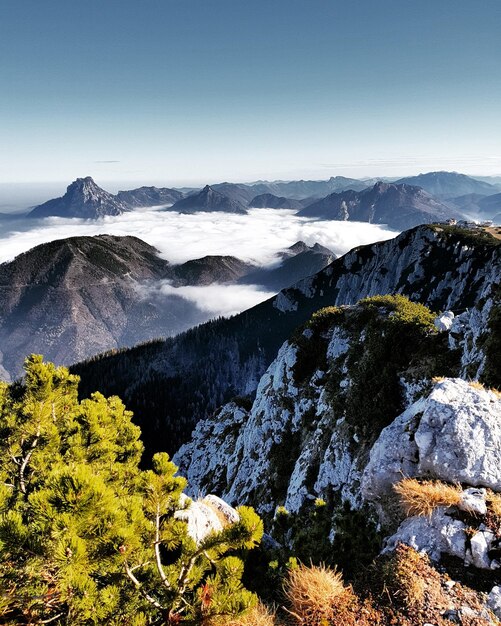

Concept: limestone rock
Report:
left=362, top=379, right=501, bottom=501
left=458, top=487, right=487, bottom=516
left=487, top=586, right=501, bottom=619
left=434, top=310, right=455, bottom=331
left=383, top=509, right=466, bottom=561
left=175, top=495, right=239, bottom=545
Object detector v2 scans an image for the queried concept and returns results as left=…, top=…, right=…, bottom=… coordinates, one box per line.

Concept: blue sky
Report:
left=1, top=0, right=501, bottom=185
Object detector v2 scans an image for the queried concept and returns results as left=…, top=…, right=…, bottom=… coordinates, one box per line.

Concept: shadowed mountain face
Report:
left=0, top=235, right=338, bottom=381
left=478, top=192, right=501, bottom=219
left=171, top=256, right=255, bottom=286
left=396, top=171, right=498, bottom=198
left=298, top=182, right=457, bottom=230
left=168, top=185, right=247, bottom=214
left=29, top=177, right=131, bottom=218
left=447, top=193, right=488, bottom=214
left=248, top=176, right=370, bottom=199
left=247, top=193, right=305, bottom=210
left=72, top=225, right=500, bottom=457
left=209, top=183, right=258, bottom=206
left=239, top=241, right=335, bottom=290
left=0, top=235, right=212, bottom=380
left=116, top=186, right=183, bottom=208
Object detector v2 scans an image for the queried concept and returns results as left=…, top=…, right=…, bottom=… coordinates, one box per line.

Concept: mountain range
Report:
left=248, top=193, right=307, bottom=210
left=116, top=185, right=183, bottom=207
left=20, top=172, right=501, bottom=226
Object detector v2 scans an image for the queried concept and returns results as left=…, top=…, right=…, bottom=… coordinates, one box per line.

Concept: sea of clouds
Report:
left=0, top=207, right=398, bottom=318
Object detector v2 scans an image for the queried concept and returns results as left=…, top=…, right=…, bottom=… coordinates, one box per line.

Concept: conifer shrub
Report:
left=394, top=478, right=462, bottom=517
left=0, top=355, right=263, bottom=625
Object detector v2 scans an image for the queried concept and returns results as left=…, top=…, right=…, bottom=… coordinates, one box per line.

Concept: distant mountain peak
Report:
left=168, top=185, right=247, bottom=214
left=29, top=177, right=130, bottom=219
left=396, top=171, right=497, bottom=198
left=298, top=181, right=458, bottom=229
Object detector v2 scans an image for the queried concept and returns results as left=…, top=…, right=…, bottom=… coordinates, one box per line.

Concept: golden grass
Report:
left=206, top=603, right=277, bottom=626
left=393, top=478, right=462, bottom=517
left=468, top=381, right=501, bottom=398
left=487, top=491, right=501, bottom=517
left=284, top=563, right=356, bottom=625
left=469, top=380, right=486, bottom=391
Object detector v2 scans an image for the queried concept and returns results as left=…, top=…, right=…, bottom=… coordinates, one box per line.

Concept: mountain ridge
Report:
left=298, top=181, right=458, bottom=229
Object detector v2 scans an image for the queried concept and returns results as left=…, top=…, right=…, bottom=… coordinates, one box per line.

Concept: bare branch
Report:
left=154, top=503, right=171, bottom=590
left=40, top=612, right=65, bottom=624
left=124, top=561, right=166, bottom=611
left=19, top=423, right=41, bottom=494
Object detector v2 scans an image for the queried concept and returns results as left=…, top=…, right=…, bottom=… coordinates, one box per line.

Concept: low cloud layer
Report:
left=143, top=281, right=277, bottom=318
left=0, top=207, right=397, bottom=265
left=0, top=208, right=398, bottom=319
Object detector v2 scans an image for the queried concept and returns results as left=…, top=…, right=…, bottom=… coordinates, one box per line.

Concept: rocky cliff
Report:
left=174, top=291, right=501, bottom=619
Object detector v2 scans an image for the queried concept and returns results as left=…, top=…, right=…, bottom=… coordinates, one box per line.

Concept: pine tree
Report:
left=0, top=355, right=262, bottom=625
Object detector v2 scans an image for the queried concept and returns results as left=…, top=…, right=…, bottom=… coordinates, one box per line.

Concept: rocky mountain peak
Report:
left=371, top=181, right=391, bottom=193
left=168, top=184, right=248, bottom=214
left=66, top=176, right=103, bottom=200
left=29, top=176, right=130, bottom=218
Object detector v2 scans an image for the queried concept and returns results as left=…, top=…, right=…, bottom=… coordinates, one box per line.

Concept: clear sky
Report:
left=1, top=0, right=501, bottom=185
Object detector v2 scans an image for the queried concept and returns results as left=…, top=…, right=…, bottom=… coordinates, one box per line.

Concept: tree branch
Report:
left=124, top=560, right=166, bottom=611
left=154, top=503, right=171, bottom=590
left=19, top=423, right=41, bottom=494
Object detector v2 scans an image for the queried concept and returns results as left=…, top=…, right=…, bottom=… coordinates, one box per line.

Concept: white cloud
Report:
left=144, top=281, right=276, bottom=318
left=0, top=208, right=398, bottom=319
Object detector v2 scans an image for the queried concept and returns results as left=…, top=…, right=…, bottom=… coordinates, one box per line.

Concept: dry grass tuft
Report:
left=381, top=544, right=429, bottom=609
left=487, top=490, right=501, bottom=518
left=206, top=602, right=277, bottom=626
left=432, top=376, right=446, bottom=383
left=284, top=563, right=356, bottom=625
left=394, top=478, right=462, bottom=517
left=468, top=381, right=501, bottom=398
left=469, top=380, right=486, bottom=391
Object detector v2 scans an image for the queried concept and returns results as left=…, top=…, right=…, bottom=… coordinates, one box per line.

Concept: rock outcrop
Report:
left=362, top=379, right=501, bottom=502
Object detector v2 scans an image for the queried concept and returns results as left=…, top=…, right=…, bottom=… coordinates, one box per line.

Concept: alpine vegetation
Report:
left=0, top=356, right=263, bottom=625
